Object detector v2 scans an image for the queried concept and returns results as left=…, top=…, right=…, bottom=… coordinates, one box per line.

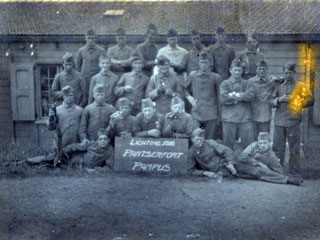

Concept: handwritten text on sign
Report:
left=114, top=137, right=189, bottom=175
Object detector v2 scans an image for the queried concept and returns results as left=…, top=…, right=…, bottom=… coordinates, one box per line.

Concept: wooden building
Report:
left=0, top=0, right=319, bottom=151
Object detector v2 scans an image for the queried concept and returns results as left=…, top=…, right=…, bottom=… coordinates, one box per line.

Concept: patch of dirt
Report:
left=0, top=173, right=320, bottom=240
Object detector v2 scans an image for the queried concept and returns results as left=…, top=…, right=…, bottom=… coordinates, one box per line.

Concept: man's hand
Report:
left=157, top=84, right=165, bottom=93
left=226, top=163, right=237, bottom=175
left=110, top=111, right=122, bottom=119
left=279, top=94, right=291, bottom=103
left=49, top=109, right=56, bottom=117
left=124, top=85, right=133, bottom=92
left=165, top=88, right=174, bottom=96
left=81, top=139, right=89, bottom=146
left=186, top=95, right=197, bottom=107
left=147, top=129, right=161, bottom=138
left=203, top=171, right=217, bottom=178
left=120, top=131, right=132, bottom=138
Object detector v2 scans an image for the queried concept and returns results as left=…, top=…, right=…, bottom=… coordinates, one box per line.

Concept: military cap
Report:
left=216, top=27, right=225, bottom=34
left=93, top=84, right=105, bottom=94
left=61, top=85, right=74, bottom=96
left=147, top=24, right=158, bottom=33
left=167, top=28, right=178, bottom=38
left=97, top=128, right=109, bottom=138
left=230, top=59, right=244, bottom=69
left=141, top=98, right=155, bottom=109
left=192, top=127, right=205, bottom=138
left=171, top=96, right=184, bottom=106
left=87, top=28, right=96, bottom=37
left=62, top=52, right=74, bottom=64
left=283, top=61, right=296, bottom=72
left=257, top=132, right=270, bottom=141
left=157, top=55, right=170, bottom=66
left=116, top=97, right=132, bottom=108
left=199, top=51, right=210, bottom=60
left=131, top=53, right=143, bottom=64
left=116, top=27, right=126, bottom=36
left=191, top=29, right=200, bottom=36
left=256, top=60, right=268, bottom=68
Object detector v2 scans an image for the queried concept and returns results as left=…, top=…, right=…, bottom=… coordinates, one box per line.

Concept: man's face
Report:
left=132, top=60, right=143, bottom=72
left=142, top=106, right=155, bottom=120
left=216, top=33, right=226, bottom=44
left=147, top=29, right=157, bottom=43
left=99, top=59, right=111, bottom=73
left=94, top=92, right=105, bottom=104
left=247, top=37, right=258, bottom=51
left=199, top=59, right=210, bottom=72
left=86, top=36, right=96, bottom=47
left=63, top=93, right=74, bottom=105
left=230, top=66, right=243, bottom=79
left=63, top=62, right=74, bottom=74
left=191, top=35, right=201, bottom=48
left=256, top=66, right=268, bottom=78
left=192, top=136, right=205, bottom=148
left=97, top=135, right=109, bottom=148
left=119, top=105, right=131, bottom=117
left=167, top=37, right=178, bottom=48
left=258, top=139, right=271, bottom=152
left=284, top=68, right=295, bottom=82
left=117, top=35, right=126, bottom=46
left=171, top=103, right=183, bottom=114
left=158, top=62, right=170, bottom=75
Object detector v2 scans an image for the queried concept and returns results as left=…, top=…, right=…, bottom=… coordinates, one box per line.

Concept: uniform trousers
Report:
left=223, top=121, right=254, bottom=149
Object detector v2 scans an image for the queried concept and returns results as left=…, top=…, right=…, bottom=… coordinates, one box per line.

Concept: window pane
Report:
left=39, top=64, right=62, bottom=117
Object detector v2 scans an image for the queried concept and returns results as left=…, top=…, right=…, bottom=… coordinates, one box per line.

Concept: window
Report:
left=37, top=64, right=63, bottom=117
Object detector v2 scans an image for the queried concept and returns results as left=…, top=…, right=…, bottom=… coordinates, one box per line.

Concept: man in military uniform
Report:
left=88, top=53, right=119, bottom=105
left=76, top=28, right=105, bottom=105
left=146, top=56, right=183, bottom=115
left=185, top=52, right=222, bottom=139
left=70, top=128, right=114, bottom=170
left=107, top=98, right=139, bottom=138
left=236, top=132, right=300, bottom=185
left=236, top=33, right=264, bottom=80
left=248, top=60, right=279, bottom=138
left=136, top=24, right=159, bottom=77
left=114, top=54, right=150, bottom=115
left=51, top=52, right=86, bottom=107
left=135, top=98, right=165, bottom=138
left=186, top=30, right=208, bottom=75
left=188, top=128, right=237, bottom=179
left=79, top=84, right=116, bottom=143
left=272, top=62, right=312, bottom=183
left=107, top=27, right=135, bottom=76
left=163, top=97, right=196, bottom=138
left=220, top=59, right=255, bottom=149
left=208, top=27, right=235, bottom=81
left=48, top=85, right=83, bottom=166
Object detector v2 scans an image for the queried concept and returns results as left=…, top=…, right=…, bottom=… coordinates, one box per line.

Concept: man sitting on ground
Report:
left=188, top=128, right=237, bottom=179
left=236, top=132, right=300, bottom=185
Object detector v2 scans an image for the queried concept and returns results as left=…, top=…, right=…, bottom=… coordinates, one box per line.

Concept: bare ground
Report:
left=0, top=171, right=320, bottom=240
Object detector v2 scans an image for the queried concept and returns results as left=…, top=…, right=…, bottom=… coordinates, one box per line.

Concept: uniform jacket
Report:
left=135, top=112, right=165, bottom=137
left=220, top=77, right=254, bottom=123
left=136, top=41, right=159, bottom=76
left=188, top=139, right=235, bottom=175
left=163, top=112, right=196, bottom=138
left=185, top=70, right=221, bottom=121
left=107, top=115, right=140, bottom=138
left=79, top=102, right=116, bottom=141
left=236, top=49, right=264, bottom=79
left=208, top=43, right=235, bottom=80
left=146, top=73, right=183, bottom=115
left=186, top=44, right=208, bottom=74
left=107, top=44, right=135, bottom=73
left=88, top=71, right=119, bottom=105
left=50, top=69, right=86, bottom=107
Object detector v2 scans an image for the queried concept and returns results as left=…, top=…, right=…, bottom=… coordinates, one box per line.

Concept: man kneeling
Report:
left=188, top=128, right=237, bottom=180
left=236, top=132, right=300, bottom=186
left=70, top=128, right=114, bottom=169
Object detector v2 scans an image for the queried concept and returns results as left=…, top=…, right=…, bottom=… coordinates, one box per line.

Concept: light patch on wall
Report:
left=103, top=9, right=125, bottom=17
left=288, top=44, right=317, bottom=115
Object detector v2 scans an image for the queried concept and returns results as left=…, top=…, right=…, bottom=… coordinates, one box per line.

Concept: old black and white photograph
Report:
left=0, top=0, right=320, bottom=239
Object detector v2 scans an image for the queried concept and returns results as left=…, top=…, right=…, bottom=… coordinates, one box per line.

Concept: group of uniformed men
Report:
left=48, top=24, right=312, bottom=186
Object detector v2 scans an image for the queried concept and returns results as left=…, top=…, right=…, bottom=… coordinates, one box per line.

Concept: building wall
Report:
left=2, top=39, right=319, bottom=149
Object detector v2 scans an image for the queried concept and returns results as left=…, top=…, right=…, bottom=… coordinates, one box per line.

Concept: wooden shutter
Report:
left=11, top=64, right=35, bottom=121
